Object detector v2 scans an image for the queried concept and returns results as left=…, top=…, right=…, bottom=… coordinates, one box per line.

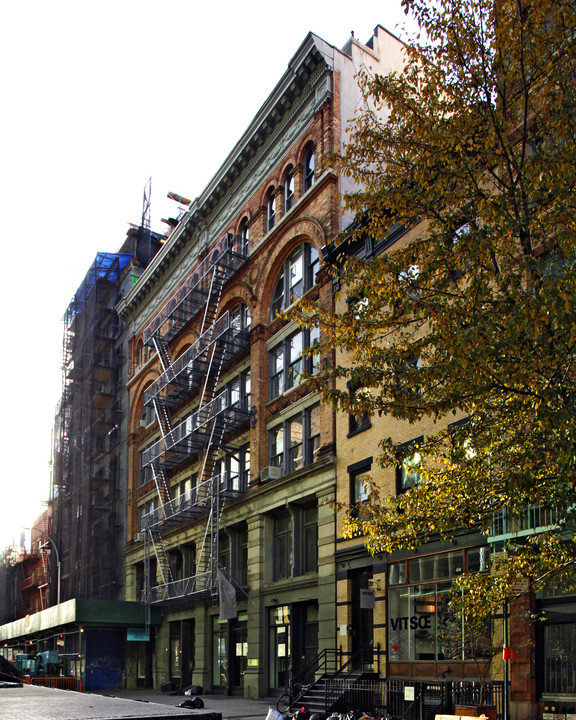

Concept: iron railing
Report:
left=310, top=678, right=506, bottom=720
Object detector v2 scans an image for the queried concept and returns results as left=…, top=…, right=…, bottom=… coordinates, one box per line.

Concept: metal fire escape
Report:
left=140, top=233, right=250, bottom=609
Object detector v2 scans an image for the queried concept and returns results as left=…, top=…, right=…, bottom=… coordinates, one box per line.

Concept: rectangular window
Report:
left=289, top=253, right=304, bottom=303
left=302, top=506, right=318, bottom=574
left=269, top=330, right=318, bottom=400
left=387, top=547, right=489, bottom=662
left=396, top=437, right=423, bottom=493
left=287, top=416, right=303, bottom=472
left=217, top=446, right=250, bottom=491
left=274, top=512, right=292, bottom=580
left=270, top=345, right=285, bottom=398
left=349, top=458, right=372, bottom=507
left=348, top=458, right=372, bottom=524
left=139, top=444, right=154, bottom=486
left=268, top=405, right=320, bottom=475
left=348, top=382, right=371, bottom=435
left=139, top=497, right=158, bottom=530
left=288, top=332, right=304, bottom=387
left=227, top=369, right=251, bottom=410
left=270, top=427, right=284, bottom=469
left=306, top=404, right=321, bottom=462
left=543, top=623, right=576, bottom=694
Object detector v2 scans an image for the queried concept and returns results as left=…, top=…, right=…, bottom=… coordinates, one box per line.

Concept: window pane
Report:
left=267, top=191, right=276, bottom=230
left=288, top=417, right=303, bottom=471
left=244, top=370, right=251, bottom=407
left=302, top=510, right=318, bottom=574
left=229, top=377, right=240, bottom=406
left=271, top=272, right=285, bottom=317
left=304, top=149, right=315, bottom=190
left=270, top=345, right=284, bottom=397
left=388, top=562, right=406, bottom=586
left=270, top=427, right=284, bottom=467
left=353, top=472, right=370, bottom=503
left=288, top=332, right=304, bottom=387
left=308, top=245, right=319, bottom=287
left=400, top=451, right=421, bottom=490
left=307, top=405, right=320, bottom=463
left=289, top=332, right=303, bottom=362
left=242, top=447, right=250, bottom=488
left=466, top=546, right=489, bottom=573
left=289, top=252, right=304, bottom=302
left=285, top=171, right=294, bottom=212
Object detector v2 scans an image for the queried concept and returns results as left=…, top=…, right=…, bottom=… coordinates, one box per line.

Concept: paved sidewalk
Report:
left=0, top=683, right=218, bottom=720
left=0, top=683, right=280, bottom=720
left=96, top=689, right=280, bottom=720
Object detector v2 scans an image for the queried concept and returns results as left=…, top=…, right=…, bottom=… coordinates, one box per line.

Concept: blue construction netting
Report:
left=65, top=252, right=133, bottom=318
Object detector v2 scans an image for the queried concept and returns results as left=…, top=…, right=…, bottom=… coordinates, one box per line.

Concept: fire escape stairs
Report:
left=141, top=236, right=248, bottom=609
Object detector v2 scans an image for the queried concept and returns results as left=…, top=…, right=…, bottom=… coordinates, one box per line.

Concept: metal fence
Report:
left=326, top=678, right=505, bottom=720
left=24, top=675, right=82, bottom=692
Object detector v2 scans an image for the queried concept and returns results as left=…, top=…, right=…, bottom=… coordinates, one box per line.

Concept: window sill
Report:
left=347, top=423, right=372, bottom=438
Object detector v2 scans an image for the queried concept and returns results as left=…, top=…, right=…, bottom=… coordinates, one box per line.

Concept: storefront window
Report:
left=212, top=620, right=228, bottom=688
left=269, top=605, right=290, bottom=690
left=388, top=547, right=489, bottom=662
left=543, top=621, right=576, bottom=694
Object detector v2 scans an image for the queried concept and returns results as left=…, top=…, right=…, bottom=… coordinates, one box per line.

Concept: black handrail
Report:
left=283, top=645, right=377, bottom=713
left=288, top=648, right=342, bottom=705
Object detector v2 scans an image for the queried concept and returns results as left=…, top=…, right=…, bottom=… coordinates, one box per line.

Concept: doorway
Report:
left=351, top=569, right=374, bottom=666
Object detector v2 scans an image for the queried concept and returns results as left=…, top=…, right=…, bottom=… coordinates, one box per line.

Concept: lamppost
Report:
left=24, top=527, right=61, bottom=606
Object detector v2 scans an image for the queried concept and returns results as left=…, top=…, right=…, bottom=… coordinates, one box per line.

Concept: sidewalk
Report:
left=96, top=688, right=280, bottom=720
left=0, top=683, right=280, bottom=720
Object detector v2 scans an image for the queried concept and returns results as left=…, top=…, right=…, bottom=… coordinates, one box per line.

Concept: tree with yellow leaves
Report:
left=294, top=0, right=576, bottom=614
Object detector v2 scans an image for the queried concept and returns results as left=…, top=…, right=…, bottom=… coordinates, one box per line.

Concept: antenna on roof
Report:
left=141, top=177, right=152, bottom=263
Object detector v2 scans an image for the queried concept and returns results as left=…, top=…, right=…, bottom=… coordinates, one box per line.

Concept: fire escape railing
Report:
left=142, top=471, right=249, bottom=530
left=143, top=392, right=250, bottom=468
left=142, top=234, right=247, bottom=347
left=141, top=232, right=250, bottom=613
left=143, top=311, right=249, bottom=409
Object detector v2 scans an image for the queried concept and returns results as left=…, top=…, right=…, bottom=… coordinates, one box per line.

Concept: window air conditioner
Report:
left=260, top=466, right=282, bottom=483
left=138, top=420, right=148, bottom=429
left=134, top=532, right=145, bottom=542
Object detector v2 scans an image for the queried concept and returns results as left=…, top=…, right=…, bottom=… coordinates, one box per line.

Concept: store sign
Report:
left=390, top=615, right=432, bottom=631
left=127, top=628, right=150, bottom=642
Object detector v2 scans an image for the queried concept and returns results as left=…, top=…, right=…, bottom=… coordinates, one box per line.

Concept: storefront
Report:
left=387, top=544, right=490, bottom=676
left=268, top=602, right=318, bottom=693
left=212, top=615, right=248, bottom=694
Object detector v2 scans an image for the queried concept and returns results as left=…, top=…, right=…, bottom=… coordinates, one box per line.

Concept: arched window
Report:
left=284, top=166, right=294, bottom=213
left=239, top=217, right=250, bottom=256
left=303, top=146, right=315, bottom=191
left=266, top=188, right=276, bottom=232
left=270, top=243, right=319, bottom=319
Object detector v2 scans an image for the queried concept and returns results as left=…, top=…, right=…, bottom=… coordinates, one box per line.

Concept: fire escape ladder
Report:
left=141, top=235, right=250, bottom=608
left=152, top=336, right=172, bottom=373
left=151, top=464, right=172, bottom=509
left=152, top=396, right=173, bottom=439
left=200, top=264, right=226, bottom=337
left=193, top=473, right=224, bottom=604
left=149, top=529, right=175, bottom=587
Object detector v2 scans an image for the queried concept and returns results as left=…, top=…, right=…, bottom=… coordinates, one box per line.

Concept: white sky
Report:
left=0, top=0, right=416, bottom=549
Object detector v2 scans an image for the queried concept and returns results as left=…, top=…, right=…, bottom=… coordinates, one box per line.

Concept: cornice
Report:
left=119, top=33, right=337, bottom=324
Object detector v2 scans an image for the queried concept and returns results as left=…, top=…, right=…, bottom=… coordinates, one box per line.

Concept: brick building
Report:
left=118, top=27, right=405, bottom=696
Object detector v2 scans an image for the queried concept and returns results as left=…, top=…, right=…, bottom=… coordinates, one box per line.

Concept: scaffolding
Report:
left=51, top=226, right=165, bottom=603
left=140, top=232, right=250, bottom=611
left=51, top=252, right=131, bottom=602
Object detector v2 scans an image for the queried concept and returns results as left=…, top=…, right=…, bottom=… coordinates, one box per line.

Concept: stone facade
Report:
left=118, top=26, right=406, bottom=697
